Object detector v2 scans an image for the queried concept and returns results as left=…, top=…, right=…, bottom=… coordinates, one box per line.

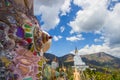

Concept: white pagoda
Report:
left=73, top=48, right=89, bottom=71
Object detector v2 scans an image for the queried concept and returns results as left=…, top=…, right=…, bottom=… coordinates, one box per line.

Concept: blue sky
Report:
left=34, top=0, right=120, bottom=57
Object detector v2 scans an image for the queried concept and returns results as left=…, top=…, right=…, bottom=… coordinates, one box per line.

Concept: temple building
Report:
left=51, top=57, right=59, bottom=70
left=73, top=48, right=89, bottom=71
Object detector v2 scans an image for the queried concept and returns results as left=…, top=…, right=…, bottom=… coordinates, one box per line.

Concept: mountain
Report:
left=81, top=52, right=120, bottom=69
left=44, top=53, right=58, bottom=64
left=59, top=54, right=74, bottom=67
left=44, top=52, right=120, bottom=69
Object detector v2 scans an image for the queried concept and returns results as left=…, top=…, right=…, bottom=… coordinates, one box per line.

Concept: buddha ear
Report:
left=14, top=0, right=33, bottom=15
left=24, top=0, right=33, bottom=10
left=14, top=0, right=26, bottom=8
left=24, top=0, right=33, bottom=15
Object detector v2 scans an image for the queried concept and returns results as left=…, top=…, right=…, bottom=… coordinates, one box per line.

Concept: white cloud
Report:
left=109, top=47, right=120, bottom=57
left=66, top=34, right=84, bottom=42
left=69, top=0, right=107, bottom=33
left=103, top=3, right=120, bottom=47
left=34, top=0, right=71, bottom=31
left=69, top=1, right=120, bottom=57
left=69, top=0, right=120, bottom=48
left=60, top=26, right=65, bottom=33
left=53, top=35, right=62, bottom=41
left=94, top=39, right=101, bottom=43
left=73, top=0, right=108, bottom=9
left=112, top=0, right=119, bottom=2
left=94, top=30, right=102, bottom=34
left=78, top=44, right=110, bottom=55
left=60, top=0, right=71, bottom=16
left=94, top=36, right=105, bottom=42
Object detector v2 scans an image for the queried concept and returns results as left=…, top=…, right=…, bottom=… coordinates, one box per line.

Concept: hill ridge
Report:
left=44, top=52, right=120, bottom=68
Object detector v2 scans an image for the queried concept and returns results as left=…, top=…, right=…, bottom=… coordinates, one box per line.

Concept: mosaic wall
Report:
left=0, top=0, right=52, bottom=80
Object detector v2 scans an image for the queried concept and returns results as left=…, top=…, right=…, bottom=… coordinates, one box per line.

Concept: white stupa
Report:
left=73, top=48, right=89, bottom=71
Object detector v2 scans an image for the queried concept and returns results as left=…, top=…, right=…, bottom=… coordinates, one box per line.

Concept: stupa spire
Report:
left=75, top=47, right=78, bottom=54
